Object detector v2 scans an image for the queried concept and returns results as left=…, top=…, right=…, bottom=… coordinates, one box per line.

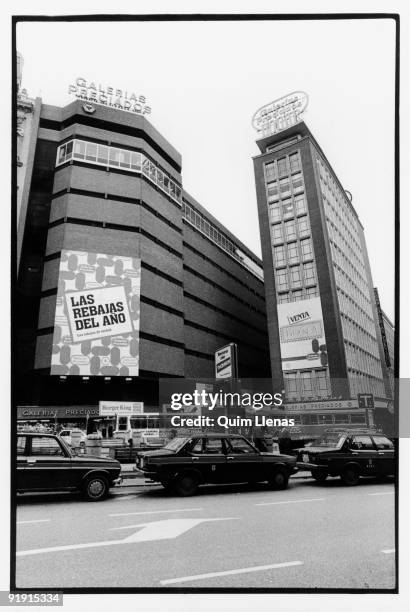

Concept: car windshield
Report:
left=309, top=433, right=345, bottom=448
left=163, top=437, right=190, bottom=452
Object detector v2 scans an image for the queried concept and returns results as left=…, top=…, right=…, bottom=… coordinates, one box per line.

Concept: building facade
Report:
left=253, top=121, right=388, bottom=405
left=374, top=287, right=395, bottom=399
left=16, top=98, right=270, bottom=422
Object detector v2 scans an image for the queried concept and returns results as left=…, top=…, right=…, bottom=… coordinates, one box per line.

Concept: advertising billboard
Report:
left=50, top=250, right=141, bottom=376
left=277, top=296, right=328, bottom=371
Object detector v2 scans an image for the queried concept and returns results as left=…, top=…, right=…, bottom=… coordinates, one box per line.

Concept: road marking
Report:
left=381, top=549, right=395, bottom=554
left=17, top=519, right=51, bottom=525
left=368, top=492, right=394, bottom=496
left=255, top=498, right=324, bottom=506
left=17, top=517, right=238, bottom=557
left=109, top=508, right=203, bottom=517
left=160, top=560, right=303, bottom=585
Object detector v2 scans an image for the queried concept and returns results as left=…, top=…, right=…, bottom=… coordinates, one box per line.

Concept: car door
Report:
left=26, top=436, right=73, bottom=490
left=349, top=435, right=378, bottom=476
left=16, top=435, right=29, bottom=491
left=225, top=437, right=262, bottom=483
left=372, top=435, right=395, bottom=476
left=187, top=437, right=228, bottom=483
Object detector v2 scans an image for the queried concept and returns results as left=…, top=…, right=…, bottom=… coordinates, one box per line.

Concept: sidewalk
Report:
left=118, top=464, right=313, bottom=487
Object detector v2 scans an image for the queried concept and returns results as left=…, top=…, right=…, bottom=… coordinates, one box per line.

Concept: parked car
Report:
left=17, top=432, right=122, bottom=501
left=136, top=433, right=298, bottom=496
left=58, top=428, right=87, bottom=447
left=296, top=430, right=395, bottom=485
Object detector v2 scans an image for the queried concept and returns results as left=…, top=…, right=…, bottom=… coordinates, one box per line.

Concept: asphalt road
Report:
left=15, top=477, right=396, bottom=590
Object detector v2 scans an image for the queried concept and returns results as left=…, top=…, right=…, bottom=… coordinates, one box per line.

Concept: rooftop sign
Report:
left=68, top=78, right=151, bottom=116
left=252, top=91, right=308, bottom=138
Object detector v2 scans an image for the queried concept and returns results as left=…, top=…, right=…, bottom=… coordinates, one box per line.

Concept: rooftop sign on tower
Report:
left=252, top=91, right=308, bottom=138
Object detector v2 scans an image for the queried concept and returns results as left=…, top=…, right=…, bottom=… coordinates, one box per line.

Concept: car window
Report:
left=373, top=436, right=394, bottom=450
left=31, top=437, right=64, bottom=456
left=17, top=437, right=26, bottom=456
left=190, top=439, right=204, bottom=454
left=228, top=438, right=257, bottom=454
left=204, top=438, right=225, bottom=454
left=351, top=436, right=374, bottom=450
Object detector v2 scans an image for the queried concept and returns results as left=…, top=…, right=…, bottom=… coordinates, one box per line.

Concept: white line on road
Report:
left=368, top=492, right=394, bottom=496
left=160, top=560, right=303, bottom=585
left=17, top=519, right=51, bottom=525
left=381, top=549, right=395, bottom=554
left=109, top=508, right=203, bottom=517
left=255, top=498, right=325, bottom=507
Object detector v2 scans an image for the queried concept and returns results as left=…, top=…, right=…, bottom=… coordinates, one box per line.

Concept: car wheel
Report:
left=311, top=468, right=328, bottom=482
left=341, top=467, right=360, bottom=486
left=174, top=473, right=199, bottom=496
left=82, top=475, right=109, bottom=501
left=268, top=469, right=289, bottom=490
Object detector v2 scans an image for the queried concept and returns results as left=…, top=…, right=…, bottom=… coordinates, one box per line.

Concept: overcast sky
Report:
left=17, top=17, right=396, bottom=320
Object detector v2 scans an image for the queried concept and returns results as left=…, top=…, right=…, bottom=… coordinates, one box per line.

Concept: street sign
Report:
left=357, top=394, right=374, bottom=409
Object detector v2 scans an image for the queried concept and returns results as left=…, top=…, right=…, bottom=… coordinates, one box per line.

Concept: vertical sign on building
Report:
left=50, top=250, right=141, bottom=376
left=215, top=343, right=238, bottom=379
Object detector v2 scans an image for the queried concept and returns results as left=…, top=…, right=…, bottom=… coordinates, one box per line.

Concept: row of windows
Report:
left=275, top=261, right=317, bottom=291
left=329, top=238, right=369, bottom=300
left=182, top=201, right=264, bottom=281
left=338, top=287, right=377, bottom=338
left=341, top=315, right=380, bottom=362
left=269, top=193, right=307, bottom=223
left=324, top=198, right=364, bottom=267
left=266, top=172, right=304, bottom=201
left=284, top=369, right=331, bottom=400
left=273, top=237, right=314, bottom=267
left=345, top=341, right=383, bottom=379
left=290, top=412, right=368, bottom=426
left=348, top=372, right=385, bottom=398
left=334, top=265, right=374, bottom=324
left=277, top=286, right=319, bottom=303
left=265, top=152, right=302, bottom=181
left=271, top=215, right=310, bottom=245
left=56, top=140, right=182, bottom=205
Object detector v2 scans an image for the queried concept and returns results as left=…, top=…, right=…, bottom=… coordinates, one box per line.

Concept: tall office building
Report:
left=374, top=287, right=395, bottom=399
left=253, top=115, right=387, bottom=405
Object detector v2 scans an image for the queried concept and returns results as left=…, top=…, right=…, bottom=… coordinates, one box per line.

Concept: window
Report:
left=277, top=293, right=290, bottom=304
left=265, top=162, right=276, bottom=181
left=272, top=224, right=284, bottom=244
left=17, top=437, right=26, bottom=456
left=85, top=142, right=97, bottom=162
left=190, top=439, right=204, bottom=454
left=287, top=241, right=299, bottom=264
left=373, top=436, right=394, bottom=450
left=291, top=172, right=303, bottom=192
left=291, top=289, right=303, bottom=301
left=305, top=286, right=317, bottom=298
left=228, top=438, right=256, bottom=454
left=289, top=153, right=301, bottom=173
left=284, top=372, right=298, bottom=399
left=269, top=203, right=281, bottom=223
left=316, top=370, right=330, bottom=396
left=31, top=437, right=64, bottom=456
left=282, top=199, right=294, bottom=219
left=284, top=220, right=296, bottom=241
left=267, top=181, right=278, bottom=199
left=303, top=262, right=316, bottom=285
left=204, top=438, right=225, bottom=454
left=290, top=266, right=302, bottom=288
left=73, top=141, right=86, bottom=160
left=301, top=371, right=314, bottom=395
left=351, top=436, right=374, bottom=450
left=275, top=269, right=288, bottom=290
left=300, top=238, right=313, bottom=261
left=279, top=177, right=291, bottom=197
left=273, top=245, right=286, bottom=267
left=130, top=152, right=141, bottom=171
left=109, top=148, right=121, bottom=167
left=57, top=145, right=67, bottom=164
left=119, top=150, right=131, bottom=169
left=97, top=145, right=109, bottom=165
left=297, top=216, right=310, bottom=237
left=294, top=194, right=306, bottom=215
left=277, top=158, right=288, bottom=177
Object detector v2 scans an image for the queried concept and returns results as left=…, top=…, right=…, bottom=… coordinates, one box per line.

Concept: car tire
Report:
left=82, top=475, right=109, bottom=501
left=268, top=469, right=289, bottom=490
left=311, top=469, right=328, bottom=482
left=340, top=467, right=360, bottom=486
left=174, top=473, right=199, bottom=496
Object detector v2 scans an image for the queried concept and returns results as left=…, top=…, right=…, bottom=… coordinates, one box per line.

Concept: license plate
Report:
left=302, top=454, right=309, bottom=463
